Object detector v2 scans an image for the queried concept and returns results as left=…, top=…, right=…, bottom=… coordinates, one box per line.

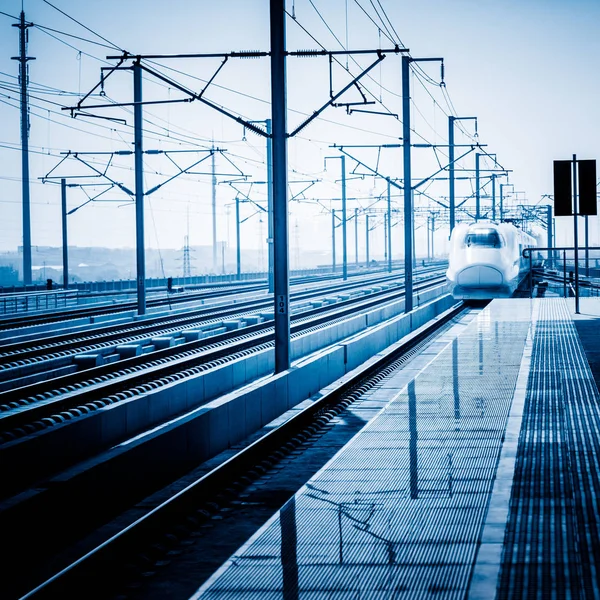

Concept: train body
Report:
left=446, top=221, right=538, bottom=299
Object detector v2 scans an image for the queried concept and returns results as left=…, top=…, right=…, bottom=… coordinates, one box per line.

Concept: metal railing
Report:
left=0, top=289, right=79, bottom=316
left=523, top=247, right=600, bottom=306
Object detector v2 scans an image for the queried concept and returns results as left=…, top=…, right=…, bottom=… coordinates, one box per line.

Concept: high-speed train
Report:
left=446, top=221, right=538, bottom=299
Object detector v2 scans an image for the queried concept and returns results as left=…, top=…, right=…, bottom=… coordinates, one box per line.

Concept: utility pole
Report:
left=365, top=214, right=369, bottom=267
left=573, top=154, right=580, bottom=314
left=61, top=179, right=68, bottom=289
left=133, top=60, right=146, bottom=315
left=547, top=204, right=553, bottom=269
left=412, top=193, right=417, bottom=269
left=270, top=0, right=290, bottom=373
left=387, top=178, right=392, bottom=273
left=12, top=12, right=35, bottom=285
left=448, top=116, right=476, bottom=234
left=475, top=152, right=481, bottom=221
left=402, top=55, right=413, bottom=310
left=499, top=183, right=513, bottom=222
left=448, top=117, right=455, bottom=234
left=211, top=147, right=217, bottom=273
left=585, top=215, right=589, bottom=276
left=427, top=216, right=430, bottom=261
left=431, top=213, right=436, bottom=258
left=491, top=174, right=496, bottom=221
left=402, top=55, right=443, bottom=308
left=341, top=155, right=347, bottom=280
left=266, top=119, right=274, bottom=292
left=325, top=155, right=347, bottom=279
left=354, top=207, right=358, bottom=266
left=332, top=209, right=336, bottom=272
left=384, top=212, right=388, bottom=261
left=235, top=196, right=241, bottom=278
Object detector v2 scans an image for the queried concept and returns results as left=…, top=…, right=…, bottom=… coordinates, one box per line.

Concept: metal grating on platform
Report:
left=191, top=301, right=534, bottom=599
left=498, top=299, right=600, bottom=599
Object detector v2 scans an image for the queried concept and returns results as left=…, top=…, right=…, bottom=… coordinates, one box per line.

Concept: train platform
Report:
left=189, top=298, right=600, bottom=599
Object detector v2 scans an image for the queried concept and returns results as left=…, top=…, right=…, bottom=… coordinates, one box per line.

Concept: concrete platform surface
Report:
left=185, top=298, right=600, bottom=599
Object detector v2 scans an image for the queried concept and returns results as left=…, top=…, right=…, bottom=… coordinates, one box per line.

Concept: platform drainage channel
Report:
left=192, top=302, right=532, bottom=599
left=498, top=299, right=600, bottom=599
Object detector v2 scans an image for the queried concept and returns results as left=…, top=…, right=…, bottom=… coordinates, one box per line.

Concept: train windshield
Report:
left=464, top=229, right=503, bottom=248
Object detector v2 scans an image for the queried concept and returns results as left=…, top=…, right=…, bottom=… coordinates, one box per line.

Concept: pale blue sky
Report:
left=0, top=0, right=598, bottom=262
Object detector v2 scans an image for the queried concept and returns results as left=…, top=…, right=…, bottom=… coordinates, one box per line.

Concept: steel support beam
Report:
left=475, top=152, right=481, bottom=221
left=354, top=207, right=358, bottom=266
left=133, top=60, right=146, bottom=315
left=236, top=196, right=241, bottom=279
left=270, top=0, right=290, bottom=373
left=448, top=117, right=455, bottom=233
left=61, top=179, right=68, bottom=289
left=547, top=204, right=553, bottom=269
left=573, top=154, right=580, bottom=314
left=341, top=155, right=347, bottom=280
left=402, top=56, right=413, bottom=311
left=491, top=174, right=496, bottom=221
left=387, top=178, right=392, bottom=273
left=365, top=214, right=369, bottom=267
left=332, top=209, right=336, bottom=272
left=384, top=213, right=388, bottom=261
left=266, top=119, right=274, bottom=292
left=211, top=149, right=217, bottom=272
left=585, top=215, right=589, bottom=276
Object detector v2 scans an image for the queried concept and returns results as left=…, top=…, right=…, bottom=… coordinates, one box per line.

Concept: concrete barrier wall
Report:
left=4, top=292, right=456, bottom=505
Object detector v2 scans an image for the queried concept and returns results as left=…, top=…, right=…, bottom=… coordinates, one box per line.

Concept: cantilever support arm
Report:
left=72, top=154, right=134, bottom=196
left=290, top=180, right=318, bottom=201
left=145, top=152, right=214, bottom=196
left=413, top=147, right=476, bottom=190
left=289, top=54, right=386, bottom=137
left=335, top=147, right=403, bottom=190
left=73, top=56, right=127, bottom=111
left=229, top=184, right=267, bottom=213
left=413, top=189, right=448, bottom=209
left=67, top=184, right=118, bottom=215
left=139, top=63, right=269, bottom=138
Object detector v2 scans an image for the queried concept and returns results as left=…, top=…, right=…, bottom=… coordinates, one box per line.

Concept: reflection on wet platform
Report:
left=193, top=301, right=536, bottom=599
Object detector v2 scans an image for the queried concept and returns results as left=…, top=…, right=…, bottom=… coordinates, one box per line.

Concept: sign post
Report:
left=553, top=156, right=597, bottom=314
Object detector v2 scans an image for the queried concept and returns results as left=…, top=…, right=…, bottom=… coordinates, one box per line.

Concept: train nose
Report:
left=456, top=265, right=503, bottom=287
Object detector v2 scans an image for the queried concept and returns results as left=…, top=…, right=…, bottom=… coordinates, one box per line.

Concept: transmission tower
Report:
left=12, top=11, right=35, bottom=284
left=181, top=206, right=194, bottom=278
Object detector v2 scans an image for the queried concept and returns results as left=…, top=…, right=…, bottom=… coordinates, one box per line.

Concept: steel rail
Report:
left=19, top=300, right=468, bottom=600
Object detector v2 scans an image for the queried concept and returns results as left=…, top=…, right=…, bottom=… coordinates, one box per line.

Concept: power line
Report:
left=298, top=3, right=401, bottom=120
left=368, top=0, right=397, bottom=45
left=40, top=0, right=124, bottom=52
left=0, top=10, right=19, bottom=21
left=34, top=22, right=117, bottom=50
left=374, top=1, right=404, bottom=46
left=352, top=1, right=394, bottom=44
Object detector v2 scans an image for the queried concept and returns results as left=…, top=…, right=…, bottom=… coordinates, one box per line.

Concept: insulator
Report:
left=237, top=50, right=261, bottom=59
left=295, top=49, right=322, bottom=57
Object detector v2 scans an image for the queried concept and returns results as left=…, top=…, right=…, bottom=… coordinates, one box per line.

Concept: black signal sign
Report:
left=553, top=160, right=572, bottom=216
left=553, top=158, right=597, bottom=216
left=578, top=160, right=597, bottom=216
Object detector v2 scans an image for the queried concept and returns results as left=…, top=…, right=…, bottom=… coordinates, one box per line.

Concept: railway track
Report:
left=0, top=280, right=265, bottom=331
left=0, top=265, right=444, bottom=332
left=0, top=267, right=442, bottom=366
left=11, top=299, right=482, bottom=600
left=0, top=275, right=446, bottom=496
